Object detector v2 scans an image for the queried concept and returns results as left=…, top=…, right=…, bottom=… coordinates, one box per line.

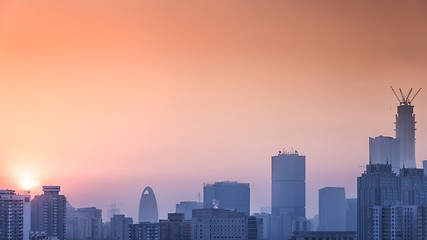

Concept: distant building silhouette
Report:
left=160, top=213, right=191, bottom=240
left=203, top=181, right=250, bottom=216
left=346, top=198, right=357, bottom=232
left=369, top=135, right=400, bottom=173
left=31, top=186, right=67, bottom=240
left=129, top=222, right=160, bottom=240
left=73, top=207, right=103, bottom=240
left=175, top=201, right=203, bottom=220
left=0, top=189, right=31, bottom=240
left=318, top=187, right=346, bottom=231
left=191, top=208, right=262, bottom=240
left=109, top=214, right=133, bottom=240
left=271, top=150, right=305, bottom=240
left=139, top=186, right=159, bottom=223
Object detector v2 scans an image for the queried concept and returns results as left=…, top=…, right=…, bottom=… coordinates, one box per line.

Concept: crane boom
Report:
left=390, top=86, right=402, bottom=103
left=406, top=88, right=413, bottom=102
left=409, top=88, right=422, bottom=103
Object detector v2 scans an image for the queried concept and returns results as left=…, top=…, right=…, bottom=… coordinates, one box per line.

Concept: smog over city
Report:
left=1, top=1, right=427, bottom=240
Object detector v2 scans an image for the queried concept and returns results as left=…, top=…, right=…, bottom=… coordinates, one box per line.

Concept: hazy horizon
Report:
left=1, top=0, right=427, bottom=221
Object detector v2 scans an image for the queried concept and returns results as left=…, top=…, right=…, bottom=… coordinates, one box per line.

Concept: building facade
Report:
left=31, top=186, right=67, bottom=240
left=139, top=186, right=159, bottom=223
left=369, top=135, right=400, bottom=173
left=175, top=201, right=203, bottom=220
left=159, top=213, right=191, bottom=240
left=129, top=222, right=160, bottom=240
left=109, top=214, right=133, bottom=240
left=271, top=150, right=305, bottom=240
left=318, top=187, right=346, bottom=231
left=0, top=190, right=31, bottom=240
left=203, top=181, right=250, bottom=216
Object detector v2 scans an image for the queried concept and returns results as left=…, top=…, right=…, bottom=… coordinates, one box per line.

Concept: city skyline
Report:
left=1, top=0, right=427, bottom=221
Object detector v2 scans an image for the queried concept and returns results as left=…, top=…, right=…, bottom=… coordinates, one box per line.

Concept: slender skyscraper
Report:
left=138, top=186, right=159, bottom=223
left=390, top=86, right=422, bottom=168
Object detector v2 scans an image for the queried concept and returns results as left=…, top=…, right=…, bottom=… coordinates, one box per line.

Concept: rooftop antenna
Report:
left=409, top=88, right=422, bottom=103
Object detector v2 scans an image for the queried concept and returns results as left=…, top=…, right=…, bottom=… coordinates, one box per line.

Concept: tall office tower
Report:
left=129, top=222, right=160, bottom=240
left=159, top=213, right=191, bottom=240
left=346, top=198, right=357, bottom=231
left=110, top=214, right=133, bottom=240
left=191, top=208, right=263, bottom=240
left=399, top=168, right=427, bottom=205
left=73, top=207, right=103, bottom=240
left=357, top=164, right=400, bottom=240
left=391, top=87, right=421, bottom=168
left=203, top=181, right=250, bottom=216
left=318, top=187, right=346, bottom=231
left=271, top=150, right=305, bottom=240
left=139, top=186, right=159, bottom=223
left=369, top=135, right=400, bottom=173
left=31, top=186, right=67, bottom=240
left=0, top=190, right=31, bottom=240
left=369, top=204, right=418, bottom=240
left=417, top=205, right=427, bottom=239
left=176, top=201, right=203, bottom=220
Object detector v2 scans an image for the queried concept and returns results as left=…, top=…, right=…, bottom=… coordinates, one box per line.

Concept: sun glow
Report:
left=17, top=167, right=40, bottom=191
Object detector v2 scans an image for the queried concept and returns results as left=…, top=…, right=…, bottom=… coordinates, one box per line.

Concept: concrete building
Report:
left=346, top=198, right=357, bottom=231
left=203, top=181, right=250, bottom=216
left=159, top=213, right=191, bottom=240
left=175, top=201, right=202, bottom=220
left=395, top=99, right=417, bottom=168
left=0, top=189, right=31, bottom=240
left=31, top=186, right=67, bottom=240
left=139, top=186, right=159, bottom=223
left=318, top=187, right=346, bottom=231
left=369, top=135, right=400, bottom=173
left=357, top=164, right=400, bottom=240
left=129, top=222, right=160, bottom=240
left=399, top=168, right=427, bottom=205
left=271, top=150, right=305, bottom=240
left=109, top=214, right=133, bottom=240
left=72, top=207, right=103, bottom=240
left=291, top=231, right=356, bottom=240
left=369, top=204, right=418, bottom=240
left=191, top=208, right=262, bottom=240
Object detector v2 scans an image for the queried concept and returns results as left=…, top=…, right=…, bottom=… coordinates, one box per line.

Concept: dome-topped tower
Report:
left=138, top=186, right=159, bottom=223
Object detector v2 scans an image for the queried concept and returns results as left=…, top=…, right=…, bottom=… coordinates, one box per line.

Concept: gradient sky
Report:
left=1, top=0, right=427, bottom=221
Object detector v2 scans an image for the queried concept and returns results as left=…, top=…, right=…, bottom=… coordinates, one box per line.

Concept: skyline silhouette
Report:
left=1, top=0, right=427, bottom=221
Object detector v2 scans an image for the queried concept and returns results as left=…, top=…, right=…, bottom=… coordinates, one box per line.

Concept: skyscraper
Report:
left=390, top=87, right=421, bottom=168
left=110, top=214, right=133, bottom=240
left=0, top=190, right=31, bottom=240
left=73, top=207, right=103, bottom=240
left=369, top=135, right=400, bottom=173
left=203, top=181, right=250, bottom=216
left=139, top=186, right=159, bottom=223
left=271, top=150, right=305, bottom=240
left=176, top=201, right=203, bottom=220
left=318, top=187, right=346, bottom=231
left=357, top=164, right=400, bottom=240
left=31, top=186, right=67, bottom=240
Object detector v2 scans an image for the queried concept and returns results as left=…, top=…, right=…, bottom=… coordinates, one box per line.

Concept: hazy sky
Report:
left=1, top=0, right=427, bottom=220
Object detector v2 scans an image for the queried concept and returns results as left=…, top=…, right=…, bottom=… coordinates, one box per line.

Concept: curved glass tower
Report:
left=138, top=186, right=159, bottom=223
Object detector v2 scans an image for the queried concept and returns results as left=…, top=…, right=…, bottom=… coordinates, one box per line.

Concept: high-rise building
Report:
left=390, top=87, right=421, bottom=168
left=369, top=135, right=400, bottom=173
left=0, top=190, right=31, bottom=240
left=159, top=213, right=191, bottom=240
left=73, top=207, right=103, bottom=240
left=31, top=186, right=67, bottom=240
left=357, top=164, right=400, bottom=240
left=139, top=186, right=159, bottom=223
left=191, top=208, right=262, bottom=240
left=271, top=150, right=305, bottom=240
left=399, top=168, right=427, bottom=205
left=203, top=181, right=250, bottom=216
left=318, top=187, right=346, bottom=231
left=346, top=198, right=357, bottom=232
left=109, top=214, right=133, bottom=240
left=129, top=222, right=160, bottom=240
left=175, top=201, right=203, bottom=220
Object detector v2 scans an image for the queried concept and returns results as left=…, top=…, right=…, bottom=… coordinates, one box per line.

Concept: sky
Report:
left=1, top=0, right=427, bottom=221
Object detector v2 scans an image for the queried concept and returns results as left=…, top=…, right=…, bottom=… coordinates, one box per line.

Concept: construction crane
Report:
left=390, top=86, right=422, bottom=105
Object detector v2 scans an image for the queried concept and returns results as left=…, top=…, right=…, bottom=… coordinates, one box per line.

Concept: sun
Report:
left=21, top=179, right=39, bottom=190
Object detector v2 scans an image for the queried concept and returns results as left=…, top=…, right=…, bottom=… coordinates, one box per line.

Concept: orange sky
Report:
left=1, top=0, right=427, bottom=220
